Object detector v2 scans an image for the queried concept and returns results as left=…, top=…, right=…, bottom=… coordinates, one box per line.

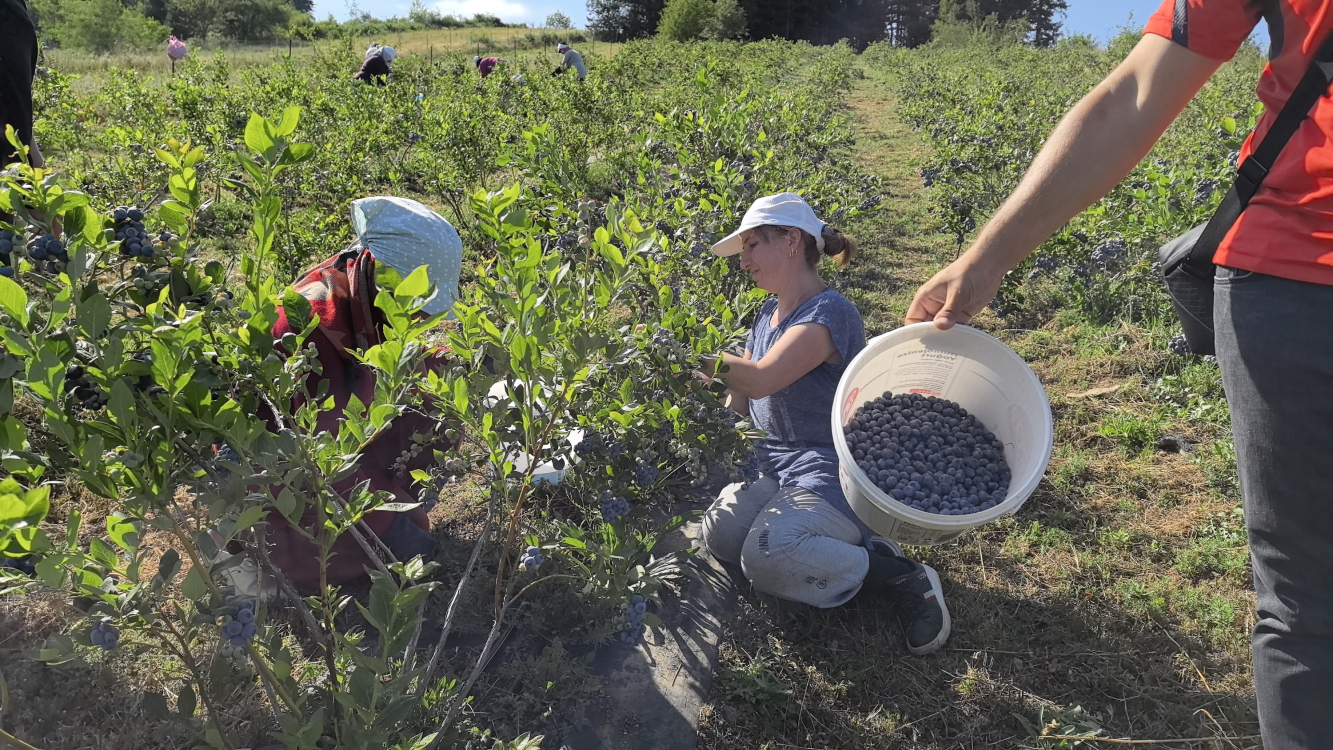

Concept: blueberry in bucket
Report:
left=843, top=391, right=1010, bottom=516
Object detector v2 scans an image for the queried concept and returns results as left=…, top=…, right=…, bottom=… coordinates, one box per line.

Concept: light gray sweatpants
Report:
left=700, top=476, right=870, bottom=608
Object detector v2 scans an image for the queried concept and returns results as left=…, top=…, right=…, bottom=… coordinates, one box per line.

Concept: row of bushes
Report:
left=28, top=0, right=579, bottom=53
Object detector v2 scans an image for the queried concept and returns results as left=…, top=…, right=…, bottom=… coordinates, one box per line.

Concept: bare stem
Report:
left=162, top=605, right=234, bottom=750
left=248, top=531, right=326, bottom=649
left=428, top=572, right=576, bottom=747
left=416, top=487, right=498, bottom=694
left=491, top=387, right=571, bottom=614
left=0, top=728, right=43, bottom=750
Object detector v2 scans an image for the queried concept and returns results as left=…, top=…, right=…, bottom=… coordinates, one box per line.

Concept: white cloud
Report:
left=432, top=0, right=533, bottom=22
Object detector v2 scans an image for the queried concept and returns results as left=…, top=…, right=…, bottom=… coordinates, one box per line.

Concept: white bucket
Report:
left=832, top=323, right=1053, bottom=546
left=486, top=381, right=582, bottom=486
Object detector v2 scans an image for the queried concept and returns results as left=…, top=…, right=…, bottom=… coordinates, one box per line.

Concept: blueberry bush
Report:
left=0, top=38, right=883, bottom=748
left=867, top=33, right=1264, bottom=326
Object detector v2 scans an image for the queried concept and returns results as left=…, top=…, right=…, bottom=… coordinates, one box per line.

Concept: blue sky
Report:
left=313, top=0, right=1268, bottom=47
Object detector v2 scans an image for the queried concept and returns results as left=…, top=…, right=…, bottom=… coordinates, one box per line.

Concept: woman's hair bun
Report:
left=820, top=225, right=858, bottom=267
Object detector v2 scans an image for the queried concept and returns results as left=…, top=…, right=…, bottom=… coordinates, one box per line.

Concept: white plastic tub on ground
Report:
left=832, top=323, right=1053, bottom=546
left=486, top=381, right=582, bottom=486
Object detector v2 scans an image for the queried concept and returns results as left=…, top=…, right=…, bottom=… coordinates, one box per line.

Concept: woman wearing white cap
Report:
left=354, top=44, right=398, bottom=86
left=261, top=196, right=464, bottom=589
left=552, top=42, right=587, bottom=81
left=699, top=193, right=951, bottom=655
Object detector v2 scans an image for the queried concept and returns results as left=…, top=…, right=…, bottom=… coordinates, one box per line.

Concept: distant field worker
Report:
left=354, top=44, right=397, bottom=86
left=0, top=0, right=43, bottom=168
left=166, top=35, right=187, bottom=61
left=552, top=42, right=586, bottom=81
left=474, top=55, right=507, bottom=78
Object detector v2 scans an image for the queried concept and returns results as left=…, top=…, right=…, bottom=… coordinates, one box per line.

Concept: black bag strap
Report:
left=1185, top=31, right=1333, bottom=266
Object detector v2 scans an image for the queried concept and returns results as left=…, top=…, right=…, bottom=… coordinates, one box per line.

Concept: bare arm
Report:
left=719, top=323, right=838, bottom=400
left=906, top=34, right=1225, bottom=328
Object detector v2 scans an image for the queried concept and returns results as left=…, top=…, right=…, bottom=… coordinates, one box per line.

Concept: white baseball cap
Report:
left=381, top=46, right=397, bottom=63
left=711, top=192, right=825, bottom=257
left=557, top=43, right=570, bottom=51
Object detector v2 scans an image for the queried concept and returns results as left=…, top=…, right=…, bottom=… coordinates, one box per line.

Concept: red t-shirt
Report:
left=478, top=56, right=499, bottom=78
left=1146, top=0, right=1333, bottom=284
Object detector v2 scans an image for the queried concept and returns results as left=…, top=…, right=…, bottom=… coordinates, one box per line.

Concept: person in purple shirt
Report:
left=698, top=193, right=951, bottom=655
left=473, top=56, right=507, bottom=78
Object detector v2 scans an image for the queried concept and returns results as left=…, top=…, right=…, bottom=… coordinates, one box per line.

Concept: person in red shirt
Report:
left=263, top=196, right=464, bottom=589
left=906, top=2, right=1333, bottom=745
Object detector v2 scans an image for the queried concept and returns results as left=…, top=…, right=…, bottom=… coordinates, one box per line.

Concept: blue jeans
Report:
left=1215, top=266, right=1333, bottom=747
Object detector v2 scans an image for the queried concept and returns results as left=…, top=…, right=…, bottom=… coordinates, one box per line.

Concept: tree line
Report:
left=29, top=0, right=533, bottom=53
left=589, top=0, right=1068, bottom=48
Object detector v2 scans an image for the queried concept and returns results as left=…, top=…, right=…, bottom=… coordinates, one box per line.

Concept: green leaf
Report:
left=89, top=537, right=118, bottom=568
left=274, top=106, right=303, bottom=137
left=282, top=288, right=314, bottom=334
left=106, top=513, right=140, bottom=553
left=243, top=113, right=276, bottom=155
left=231, top=506, right=267, bottom=537
left=35, top=556, right=65, bottom=587
left=107, top=380, right=135, bottom=429
left=181, top=566, right=209, bottom=601
left=395, top=265, right=431, bottom=300
left=283, top=142, right=316, bottom=163
left=154, top=549, right=181, bottom=586
left=78, top=293, right=112, bottom=341
left=178, top=682, right=197, bottom=718
left=0, top=276, right=28, bottom=326
left=453, top=378, right=468, bottom=412
left=143, top=691, right=173, bottom=721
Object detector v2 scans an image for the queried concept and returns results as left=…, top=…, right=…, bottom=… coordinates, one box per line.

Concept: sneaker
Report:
left=867, top=535, right=904, bottom=559
left=885, top=561, right=951, bottom=655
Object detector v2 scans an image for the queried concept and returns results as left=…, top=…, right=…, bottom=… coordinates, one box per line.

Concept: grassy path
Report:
left=698, top=60, right=1260, bottom=749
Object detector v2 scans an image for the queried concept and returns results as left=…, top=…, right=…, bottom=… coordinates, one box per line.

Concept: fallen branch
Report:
left=1034, top=735, right=1262, bottom=746
left=416, top=486, right=498, bottom=692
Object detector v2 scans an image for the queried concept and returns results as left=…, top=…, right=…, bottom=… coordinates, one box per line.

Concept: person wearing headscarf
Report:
left=473, top=55, right=507, bottom=78
left=354, top=44, right=397, bottom=86
left=698, top=193, right=951, bottom=656
left=263, top=197, right=464, bottom=588
left=552, top=43, right=586, bottom=81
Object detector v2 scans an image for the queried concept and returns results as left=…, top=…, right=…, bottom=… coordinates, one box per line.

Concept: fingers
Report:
left=904, top=284, right=943, bottom=326
left=933, top=285, right=963, bottom=330
left=907, top=259, right=995, bottom=330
